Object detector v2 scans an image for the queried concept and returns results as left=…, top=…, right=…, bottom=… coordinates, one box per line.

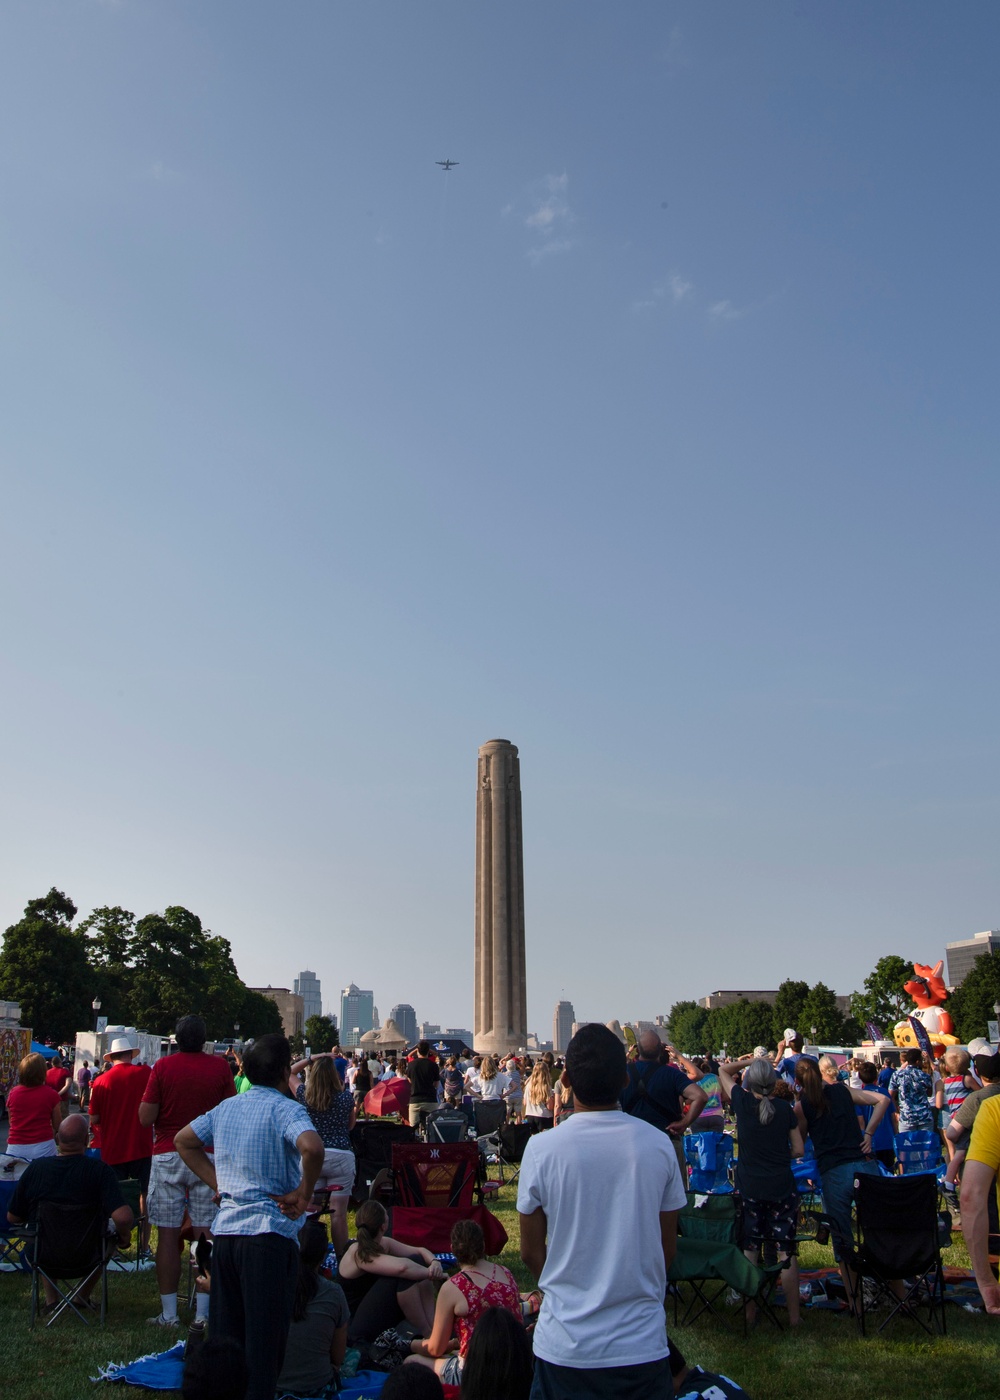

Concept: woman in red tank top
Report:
left=405, top=1218, right=523, bottom=1385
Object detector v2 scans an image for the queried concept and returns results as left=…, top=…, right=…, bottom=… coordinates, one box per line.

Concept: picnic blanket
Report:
left=773, top=1265, right=985, bottom=1313
left=91, top=1345, right=458, bottom=1398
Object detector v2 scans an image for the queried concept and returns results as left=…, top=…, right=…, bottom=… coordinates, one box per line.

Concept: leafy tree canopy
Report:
left=800, top=981, right=846, bottom=1044
left=666, top=1001, right=711, bottom=1055
left=849, top=955, right=913, bottom=1033
left=304, top=1014, right=339, bottom=1054
left=0, top=888, right=92, bottom=1042
left=949, top=952, right=1000, bottom=1045
left=771, top=980, right=810, bottom=1043
left=237, top=987, right=284, bottom=1039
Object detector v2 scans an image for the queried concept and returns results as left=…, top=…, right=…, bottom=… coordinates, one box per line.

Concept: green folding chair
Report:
left=668, top=1192, right=782, bottom=1335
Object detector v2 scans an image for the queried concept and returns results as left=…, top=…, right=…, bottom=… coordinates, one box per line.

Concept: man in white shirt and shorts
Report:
left=518, top=1022, right=687, bottom=1400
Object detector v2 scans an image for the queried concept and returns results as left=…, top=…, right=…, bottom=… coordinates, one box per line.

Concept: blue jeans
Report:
left=821, top=1157, right=882, bottom=1261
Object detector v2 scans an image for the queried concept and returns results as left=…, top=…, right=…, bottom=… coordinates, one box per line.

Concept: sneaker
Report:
left=188, top=1318, right=207, bottom=1334
left=148, top=1313, right=180, bottom=1328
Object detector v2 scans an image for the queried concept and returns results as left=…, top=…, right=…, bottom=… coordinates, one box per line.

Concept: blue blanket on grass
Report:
left=91, top=1342, right=388, bottom=1399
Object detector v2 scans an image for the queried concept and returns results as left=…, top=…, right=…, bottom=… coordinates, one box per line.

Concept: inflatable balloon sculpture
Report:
left=893, top=960, right=960, bottom=1055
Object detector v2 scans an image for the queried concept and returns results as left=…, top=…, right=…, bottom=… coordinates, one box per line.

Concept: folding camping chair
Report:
left=108, top=1177, right=151, bottom=1274
left=844, top=1171, right=947, bottom=1336
left=28, top=1200, right=116, bottom=1327
left=668, top=1191, right=780, bottom=1336
left=684, top=1133, right=734, bottom=1193
left=426, top=1106, right=471, bottom=1144
left=492, top=1121, right=535, bottom=1187
left=392, top=1143, right=480, bottom=1209
left=0, top=1156, right=31, bottom=1271
left=894, top=1130, right=943, bottom=1178
left=349, top=1119, right=417, bottom=1203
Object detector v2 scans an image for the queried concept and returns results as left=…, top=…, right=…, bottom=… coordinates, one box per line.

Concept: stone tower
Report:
left=474, top=739, right=527, bottom=1056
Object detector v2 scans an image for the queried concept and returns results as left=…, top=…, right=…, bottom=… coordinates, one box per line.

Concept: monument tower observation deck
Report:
left=474, top=739, right=527, bottom=1056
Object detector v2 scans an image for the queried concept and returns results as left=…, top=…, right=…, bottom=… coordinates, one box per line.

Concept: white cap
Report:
left=106, top=1037, right=136, bottom=1058
left=784, top=1028, right=797, bottom=1042
left=753, top=1046, right=769, bottom=1058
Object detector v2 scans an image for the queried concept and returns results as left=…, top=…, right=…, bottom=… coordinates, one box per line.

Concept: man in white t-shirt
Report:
left=518, top=1022, right=687, bottom=1400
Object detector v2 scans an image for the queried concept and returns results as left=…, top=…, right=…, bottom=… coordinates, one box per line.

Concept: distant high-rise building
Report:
left=553, top=1000, right=575, bottom=1054
left=249, top=986, right=304, bottom=1040
left=419, top=1023, right=441, bottom=1041
left=341, top=983, right=375, bottom=1048
left=294, top=971, right=322, bottom=1024
left=946, top=931, right=1000, bottom=988
left=390, top=1004, right=418, bottom=1045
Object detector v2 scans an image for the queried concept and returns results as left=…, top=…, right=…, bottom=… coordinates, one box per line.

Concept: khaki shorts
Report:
left=147, top=1150, right=218, bottom=1229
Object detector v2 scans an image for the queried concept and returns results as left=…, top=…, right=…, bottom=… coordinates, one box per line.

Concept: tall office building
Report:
left=340, top=983, right=375, bottom=1048
left=552, top=1000, right=575, bottom=1054
left=294, top=971, right=322, bottom=1024
left=390, top=1003, right=418, bottom=1046
left=249, top=986, right=304, bottom=1040
left=946, top=932, right=1000, bottom=988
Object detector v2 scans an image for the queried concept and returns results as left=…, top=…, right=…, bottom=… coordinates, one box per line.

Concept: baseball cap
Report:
left=974, top=1052, right=1000, bottom=1081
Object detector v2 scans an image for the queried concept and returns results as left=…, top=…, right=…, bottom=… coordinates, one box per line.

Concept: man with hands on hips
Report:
left=175, top=1033, right=324, bottom=1400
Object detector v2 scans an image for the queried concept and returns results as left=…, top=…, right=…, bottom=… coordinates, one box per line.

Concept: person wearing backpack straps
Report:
left=621, top=1031, right=708, bottom=1178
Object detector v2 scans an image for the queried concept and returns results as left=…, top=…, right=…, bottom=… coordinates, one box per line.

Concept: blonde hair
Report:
left=19, top=1053, right=47, bottom=1087
left=480, top=1056, right=497, bottom=1082
left=304, top=1057, right=343, bottom=1114
left=524, top=1063, right=552, bottom=1108
left=944, top=1047, right=971, bottom=1074
left=818, top=1056, right=839, bottom=1082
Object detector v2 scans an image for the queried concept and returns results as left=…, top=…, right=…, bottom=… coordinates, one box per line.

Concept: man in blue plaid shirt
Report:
left=176, top=1034, right=324, bottom=1400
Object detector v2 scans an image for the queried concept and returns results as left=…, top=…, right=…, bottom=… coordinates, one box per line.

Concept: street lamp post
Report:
left=811, top=1025, right=818, bottom=1047
left=92, top=997, right=102, bottom=1033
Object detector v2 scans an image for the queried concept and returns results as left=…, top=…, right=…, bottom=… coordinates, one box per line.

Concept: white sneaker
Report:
left=148, top=1313, right=180, bottom=1327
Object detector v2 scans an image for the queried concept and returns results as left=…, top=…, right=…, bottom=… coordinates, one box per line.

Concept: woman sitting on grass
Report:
left=719, top=1055, right=805, bottom=1326
left=406, top=1219, right=522, bottom=1386
left=459, top=1304, right=533, bottom=1400
left=276, top=1219, right=349, bottom=1400
left=338, top=1200, right=443, bottom=1344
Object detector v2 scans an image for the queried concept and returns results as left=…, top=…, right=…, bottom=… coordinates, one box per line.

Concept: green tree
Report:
left=800, top=982, right=847, bottom=1044
left=127, top=906, right=244, bottom=1036
left=772, top=980, right=810, bottom=1043
left=303, top=1014, right=339, bottom=1053
left=237, top=987, right=283, bottom=1039
left=0, top=888, right=93, bottom=1042
left=949, top=952, right=1000, bottom=1044
left=850, top=954, right=913, bottom=1034
left=78, top=905, right=136, bottom=1026
left=666, top=1001, right=711, bottom=1054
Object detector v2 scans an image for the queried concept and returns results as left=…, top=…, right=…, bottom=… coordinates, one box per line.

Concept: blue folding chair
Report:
left=894, top=1130, right=942, bottom=1177
left=684, top=1132, right=734, bottom=1193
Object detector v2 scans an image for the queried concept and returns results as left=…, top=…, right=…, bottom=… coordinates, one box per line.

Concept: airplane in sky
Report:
left=436, top=159, right=459, bottom=171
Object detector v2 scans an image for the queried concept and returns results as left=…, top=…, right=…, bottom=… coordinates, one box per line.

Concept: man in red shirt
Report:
left=88, top=1037, right=154, bottom=1252
left=140, top=1015, right=236, bottom=1330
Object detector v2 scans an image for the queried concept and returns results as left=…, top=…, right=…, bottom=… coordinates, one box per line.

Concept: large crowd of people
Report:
left=6, top=1015, right=1000, bottom=1399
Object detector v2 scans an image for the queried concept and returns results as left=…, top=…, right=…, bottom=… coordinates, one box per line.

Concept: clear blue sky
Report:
left=2, top=3, right=997, bottom=1036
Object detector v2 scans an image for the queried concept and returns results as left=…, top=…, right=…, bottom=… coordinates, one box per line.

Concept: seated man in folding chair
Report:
left=6, top=1115, right=133, bottom=1315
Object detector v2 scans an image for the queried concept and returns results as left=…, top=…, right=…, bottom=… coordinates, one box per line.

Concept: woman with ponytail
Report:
left=338, top=1200, right=442, bottom=1344
left=719, top=1055, right=804, bottom=1326
left=793, top=1054, right=892, bottom=1308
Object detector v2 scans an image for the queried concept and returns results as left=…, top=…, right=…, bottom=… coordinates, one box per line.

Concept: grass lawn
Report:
left=3, top=1185, right=999, bottom=1400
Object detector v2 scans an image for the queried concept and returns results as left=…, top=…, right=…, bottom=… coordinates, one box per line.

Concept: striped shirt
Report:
left=189, top=1086, right=316, bottom=1240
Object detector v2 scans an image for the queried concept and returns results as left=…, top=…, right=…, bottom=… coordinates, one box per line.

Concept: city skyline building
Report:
left=390, top=1003, right=418, bottom=1045
left=294, top=970, right=322, bottom=1024
left=552, top=999, right=575, bottom=1054
left=340, top=982, right=375, bottom=1048
left=946, top=931, right=1000, bottom=988
left=474, top=738, right=528, bottom=1055
left=248, top=986, right=304, bottom=1040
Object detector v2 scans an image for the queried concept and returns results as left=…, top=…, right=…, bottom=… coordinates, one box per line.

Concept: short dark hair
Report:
left=176, top=1015, right=207, bottom=1053
left=182, top=1337, right=248, bottom=1400
left=565, top=1023, right=626, bottom=1107
left=460, top=1305, right=533, bottom=1400
left=417, top=1039, right=430, bottom=1057
left=242, top=1033, right=292, bottom=1087
left=903, top=1048, right=923, bottom=1067
left=857, top=1061, right=878, bottom=1085
left=380, top=1362, right=445, bottom=1399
